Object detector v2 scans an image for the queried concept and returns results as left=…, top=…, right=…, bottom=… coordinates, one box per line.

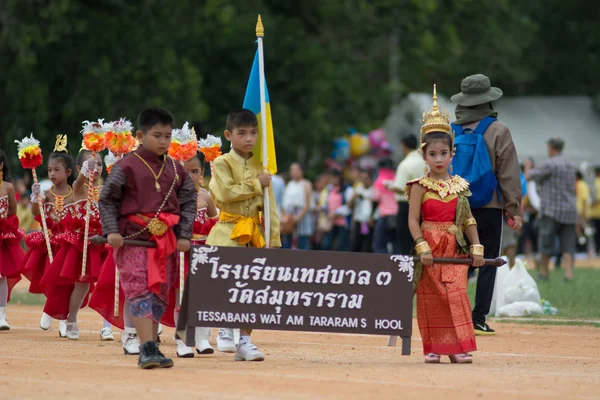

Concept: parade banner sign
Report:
left=177, top=245, right=415, bottom=355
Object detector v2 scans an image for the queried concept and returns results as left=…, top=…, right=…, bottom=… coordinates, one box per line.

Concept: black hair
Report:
left=547, top=137, right=565, bottom=152
left=422, top=131, right=453, bottom=153
left=48, top=151, right=75, bottom=186
left=192, top=151, right=207, bottom=170
left=328, top=169, right=344, bottom=186
left=378, top=158, right=395, bottom=170
left=137, top=107, right=175, bottom=132
left=0, top=148, right=11, bottom=182
left=576, top=171, right=583, bottom=180
left=76, top=149, right=93, bottom=167
left=226, top=109, right=258, bottom=132
left=400, top=134, right=418, bottom=151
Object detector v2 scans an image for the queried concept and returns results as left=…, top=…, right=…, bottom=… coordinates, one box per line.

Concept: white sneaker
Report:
left=65, top=323, right=80, bottom=340
left=100, top=327, right=114, bottom=341
left=217, top=328, right=236, bottom=353
left=195, top=327, right=214, bottom=354
left=58, top=320, right=67, bottom=338
left=0, top=307, right=10, bottom=331
left=234, top=342, right=265, bottom=362
left=121, top=328, right=140, bottom=355
left=40, top=312, right=52, bottom=330
left=176, top=339, right=195, bottom=358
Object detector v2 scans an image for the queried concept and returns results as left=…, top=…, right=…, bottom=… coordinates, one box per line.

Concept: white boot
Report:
left=0, top=307, right=10, bottom=331
left=58, top=320, right=67, bottom=338
left=195, top=327, right=214, bottom=354
left=176, top=338, right=194, bottom=358
left=65, top=322, right=80, bottom=340
left=40, top=312, right=52, bottom=330
left=121, top=327, right=140, bottom=355
left=217, top=328, right=236, bottom=353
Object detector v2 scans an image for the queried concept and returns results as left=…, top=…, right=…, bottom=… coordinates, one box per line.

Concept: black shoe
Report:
left=474, top=322, right=496, bottom=336
left=138, top=341, right=161, bottom=369
left=156, top=344, right=174, bottom=368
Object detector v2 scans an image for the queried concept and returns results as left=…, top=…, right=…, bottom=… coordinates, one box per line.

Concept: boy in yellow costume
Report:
left=206, top=108, right=281, bottom=361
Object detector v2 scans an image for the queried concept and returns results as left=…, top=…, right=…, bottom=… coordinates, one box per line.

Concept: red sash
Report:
left=126, top=213, right=180, bottom=295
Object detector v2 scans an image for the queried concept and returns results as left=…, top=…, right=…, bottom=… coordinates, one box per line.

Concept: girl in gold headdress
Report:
left=405, top=86, right=484, bottom=364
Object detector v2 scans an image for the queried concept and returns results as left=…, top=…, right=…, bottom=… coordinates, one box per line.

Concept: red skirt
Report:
left=0, top=225, right=26, bottom=302
left=39, top=232, right=108, bottom=320
left=416, top=222, right=477, bottom=355
left=89, top=248, right=176, bottom=328
left=89, top=250, right=126, bottom=329
left=21, top=231, right=59, bottom=294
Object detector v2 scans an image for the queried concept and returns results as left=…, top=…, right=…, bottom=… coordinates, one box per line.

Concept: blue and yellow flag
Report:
left=243, top=50, right=277, bottom=174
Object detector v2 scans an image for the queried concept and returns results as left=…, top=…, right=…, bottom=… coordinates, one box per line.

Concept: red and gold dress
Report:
left=21, top=201, right=73, bottom=294
left=406, top=175, right=477, bottom=355
left=0, top=195, right=25, bottom=301
left=40, top=199, right=108, bottom=320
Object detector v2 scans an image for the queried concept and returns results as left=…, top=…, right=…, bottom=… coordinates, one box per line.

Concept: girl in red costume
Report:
left=40, top=150, right=108, bottom=339
left=173, top=151, right=218, bottom=357
left=0, top=149, right=26, bottom=330
left=22, top=140, right=75, bottom=336
left=406, top=86, right=485, bottom=364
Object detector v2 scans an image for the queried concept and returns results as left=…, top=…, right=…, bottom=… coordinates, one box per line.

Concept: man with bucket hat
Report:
left=451, top=74, right=522, bottom=336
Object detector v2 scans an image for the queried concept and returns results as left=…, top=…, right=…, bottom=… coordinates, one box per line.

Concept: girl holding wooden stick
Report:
left=406, top=86, right=484, bottom=364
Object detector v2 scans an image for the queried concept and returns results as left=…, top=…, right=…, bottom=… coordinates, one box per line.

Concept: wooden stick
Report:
left=32, top=169, right=54, bottom=263
left=114, top=268, right=120, bottom=318
left=90, top=235, right=157, bottom=248
left=413, top=256, right=506, bottom=266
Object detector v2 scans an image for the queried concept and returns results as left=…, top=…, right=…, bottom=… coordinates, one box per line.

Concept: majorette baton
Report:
left=80, top=119, right=107, bottom=278
left=168, top=122, right=198, bottom=305
left=15, top=134, right=55, bottom=262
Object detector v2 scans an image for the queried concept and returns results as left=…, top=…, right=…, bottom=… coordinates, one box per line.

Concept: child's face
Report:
left=184, top=157, right=204, bottom=187
left=137, top=123, right=173, bottom=156
left=48, top=159, right=71, bottom=186
left=225, top=125, right=257, bottom=155
left=79, top=153, right=103, bottom=182
left=360, top=172, right=372, bottom=187
left=424, top=141, right=452, bottom=174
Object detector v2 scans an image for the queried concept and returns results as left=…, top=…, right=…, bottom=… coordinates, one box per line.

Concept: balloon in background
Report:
left=349, top=133, right=370, bottom=157
left=368, top=129, right=386, bottom=150
left=331, top=137, right=350, bottom=161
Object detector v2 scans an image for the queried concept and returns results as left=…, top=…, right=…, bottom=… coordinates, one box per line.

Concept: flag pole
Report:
left=256, top=14, right=270, bottom=248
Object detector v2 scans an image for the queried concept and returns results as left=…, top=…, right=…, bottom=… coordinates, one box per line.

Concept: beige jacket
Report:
left=460, top=120, right=522, bottom=218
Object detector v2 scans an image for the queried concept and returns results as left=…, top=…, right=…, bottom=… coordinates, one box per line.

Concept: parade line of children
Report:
left=1, top=89, right=485, bottom=368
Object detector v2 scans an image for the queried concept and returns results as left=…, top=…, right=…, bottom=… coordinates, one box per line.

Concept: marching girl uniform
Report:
left=171, top=186, right=218, bottom=357
left=40, top=154, right=108, bottom=339
left=0, top=151, right=26, bottom=330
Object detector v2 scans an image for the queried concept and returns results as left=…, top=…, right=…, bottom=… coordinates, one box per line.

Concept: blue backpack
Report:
left=451, top=116, right=499, bottom=209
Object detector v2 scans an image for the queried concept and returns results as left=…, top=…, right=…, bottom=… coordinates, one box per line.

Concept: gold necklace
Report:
left=134, top=152, right=166, bottom=192
left=50, top=185, right=73, bottom=212
left=85, top=183, right=100, bottom=203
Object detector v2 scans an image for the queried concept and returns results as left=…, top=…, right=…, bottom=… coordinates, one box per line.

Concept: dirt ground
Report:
left=1, top=305, right=599, bottom=400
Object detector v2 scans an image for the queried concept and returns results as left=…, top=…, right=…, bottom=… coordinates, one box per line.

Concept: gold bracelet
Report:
left=470, top=244, right=484, bottom=257
left=415, top=241, right=431, bottom=256
left=415, top=237, right=425, bottom=245
left=463, top=217, right=477, bottom=229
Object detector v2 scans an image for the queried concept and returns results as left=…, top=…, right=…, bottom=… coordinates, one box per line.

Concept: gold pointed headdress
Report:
left=54, top=134, right=68, bottom=152
left=420, top=84, right=452, bottom=149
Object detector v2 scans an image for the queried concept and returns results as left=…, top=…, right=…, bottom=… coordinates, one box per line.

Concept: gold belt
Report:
left=421, top=221, right=459, bottom=235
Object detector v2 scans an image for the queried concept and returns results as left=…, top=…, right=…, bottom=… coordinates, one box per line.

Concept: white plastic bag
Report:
left=488, top=256, right=511, bottom=317
left=501, top=259, right=542, bottom=306
left=498, top=301, right=543, bottom=317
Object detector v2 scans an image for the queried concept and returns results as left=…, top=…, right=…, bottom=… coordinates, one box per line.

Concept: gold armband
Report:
left=463, top=217, right=477, bottom=229
left=415, top=241, right=431, bottom=256
left=470, top=244, right=484, bottom=257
